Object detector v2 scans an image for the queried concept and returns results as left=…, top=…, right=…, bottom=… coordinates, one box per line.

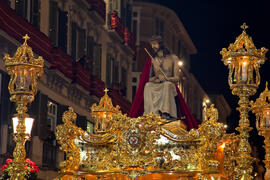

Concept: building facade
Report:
left=0, top=0, right=134, bottom=179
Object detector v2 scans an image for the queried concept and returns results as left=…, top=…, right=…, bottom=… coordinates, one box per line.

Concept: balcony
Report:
left=110, top=12, right=125, bottom=40
left=110, top=12, right=136, bottom=53
left=124, top=27, right=136, bottom=52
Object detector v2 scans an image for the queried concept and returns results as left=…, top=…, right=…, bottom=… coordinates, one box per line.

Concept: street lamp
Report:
left=251, top=82, right=270, bottom=179
left=220, top=23, right=268, bottom=179
left=4, top=34, right=44, bottom=179
left=12, top=117, right=34, bottom=135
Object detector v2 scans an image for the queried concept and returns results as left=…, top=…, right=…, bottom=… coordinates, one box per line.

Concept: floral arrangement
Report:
left=1, top=158, right=39, bottom=180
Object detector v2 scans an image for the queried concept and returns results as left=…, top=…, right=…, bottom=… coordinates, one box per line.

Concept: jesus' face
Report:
left=150, top=40, right=160, bottom=52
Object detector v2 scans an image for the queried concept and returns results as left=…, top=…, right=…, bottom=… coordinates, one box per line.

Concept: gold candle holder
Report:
left=251, top=82, right=270, bottom=179
left=4, top=34, right=44, bottom=179
left=220, top=23, right=268, bottom=179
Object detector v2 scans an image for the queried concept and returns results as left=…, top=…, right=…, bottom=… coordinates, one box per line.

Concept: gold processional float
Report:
left=3, top=23, right=270, bottom=179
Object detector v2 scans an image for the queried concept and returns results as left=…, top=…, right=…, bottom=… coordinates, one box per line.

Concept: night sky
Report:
left=146, top=0, right=270, bottom=160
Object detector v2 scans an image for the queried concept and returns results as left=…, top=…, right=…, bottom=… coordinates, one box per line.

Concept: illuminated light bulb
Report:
left=178, top=61, right=183, bottom=67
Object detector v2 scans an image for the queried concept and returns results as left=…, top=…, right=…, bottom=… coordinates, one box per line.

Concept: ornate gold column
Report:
left=220, top=23, right=268, bottom=179
left=251, top=82, right=270, bottom=179
left=4, top=34, right=44, bottom=179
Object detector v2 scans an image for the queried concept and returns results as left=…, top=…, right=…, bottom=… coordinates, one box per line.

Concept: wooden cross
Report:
left=240, top=23, right=248, bottom=31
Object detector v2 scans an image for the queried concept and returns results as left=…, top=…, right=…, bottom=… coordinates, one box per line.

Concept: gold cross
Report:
left=104, top=88, right=109, bottom=94
left=240, top=23, right=248, bottom=31
left=23, top=34, right=30, bottom=43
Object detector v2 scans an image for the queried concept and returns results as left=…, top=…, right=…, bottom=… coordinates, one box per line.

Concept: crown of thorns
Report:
left=149, top=35, right=163, bottom=43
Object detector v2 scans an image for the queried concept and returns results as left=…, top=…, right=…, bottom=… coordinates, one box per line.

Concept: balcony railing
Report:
left=124, top=27, right=136, bottom=51
left=87, top=0, right=106, bottom=20
left=110, top=12, right=136, bottom=52
left=110, top=12, right=124, bottom=39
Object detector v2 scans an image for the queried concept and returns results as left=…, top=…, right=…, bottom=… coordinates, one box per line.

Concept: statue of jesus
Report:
left=129, top=35, right=198, bottom=130
left=144, top=36, right=180, bottom=119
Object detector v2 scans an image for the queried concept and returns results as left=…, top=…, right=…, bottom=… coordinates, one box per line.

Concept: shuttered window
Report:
left=49, top=1, right=58, bottom=46
left=47, top=101, right=57, bottom=132
left=71, top=22, right=77, bottom=61
left=77, top=28, right=86, bottom=59
left=93, top=44, right=102, bottom=78
left=106, top=54, right=114, bottom=87
left=58, top=9, right=68, bottom=52
left=30, top=0, right=40, bottom=29
left=15, top=0, right=28, bottom=20
left=87, top=36, right=94, bottom=61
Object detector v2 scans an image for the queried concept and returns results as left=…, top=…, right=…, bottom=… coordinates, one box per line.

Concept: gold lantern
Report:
left=4, top=34, right=44, bottom=179
left=251, top=82, right=270, bottom=179
left=220, top=23, right=268, bottom=179
left=90, top=89, right=120, bottom=133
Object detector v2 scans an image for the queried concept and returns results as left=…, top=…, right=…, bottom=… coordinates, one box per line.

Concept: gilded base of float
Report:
left=60, top=172, right=227, bottom=180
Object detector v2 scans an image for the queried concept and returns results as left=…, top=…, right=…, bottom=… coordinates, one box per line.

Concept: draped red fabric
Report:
left=175, top=86, right=198, bottom=129
left=129, top=58, right=152, bottom=118
left=129, top=58, right=198, bottom=129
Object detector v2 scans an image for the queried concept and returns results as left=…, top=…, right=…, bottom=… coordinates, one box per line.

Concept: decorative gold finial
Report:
left=266, top=82, right=269, bottom=91
left=23, top=34, right=30, bottom=43
left=240, top=23, right=248, bottom=31
left=104, top=88, right=109, bottom=95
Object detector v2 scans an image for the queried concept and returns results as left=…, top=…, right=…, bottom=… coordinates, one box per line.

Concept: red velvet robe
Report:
left=129, top=58, right=198, bottom=130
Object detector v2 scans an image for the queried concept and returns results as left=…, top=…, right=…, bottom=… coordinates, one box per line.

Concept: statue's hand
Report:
left=158, top=74, right=167, bottom=82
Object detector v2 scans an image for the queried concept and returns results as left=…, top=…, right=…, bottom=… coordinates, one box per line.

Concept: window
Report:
left=106, top=54, right=115, bottom=87
left=132, top=85, right=136, bottom=100
left=125, top=3, right=132, bottom=29
left=49, top=3, right=68, bottom=51
left=30, top=0, right=40, bottom=29
left=58, top=9, right=68, bottom=52
left=132, top=20, right=137, bottom=40
left=15, top=0, right=40, bottom=29
left=87, top=36, right=94, bottom=61
left=113, top=62, right=119, bottom=85
left=71, top=22, right=77, bottom=61
left=121, top=67, right=127, bottom=96
left=77, top=28, right=86, bottom=59
left=93, top=44, right=102, bottom=78
left=155, top=18, right=164, bottom=37
left=15, top=0, right=28, bottom=20
left=132, top=8, right=140, bottom=45
left=49, top=1, right=58, bottom=46
left=47, top=101, right=57, bottom=132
